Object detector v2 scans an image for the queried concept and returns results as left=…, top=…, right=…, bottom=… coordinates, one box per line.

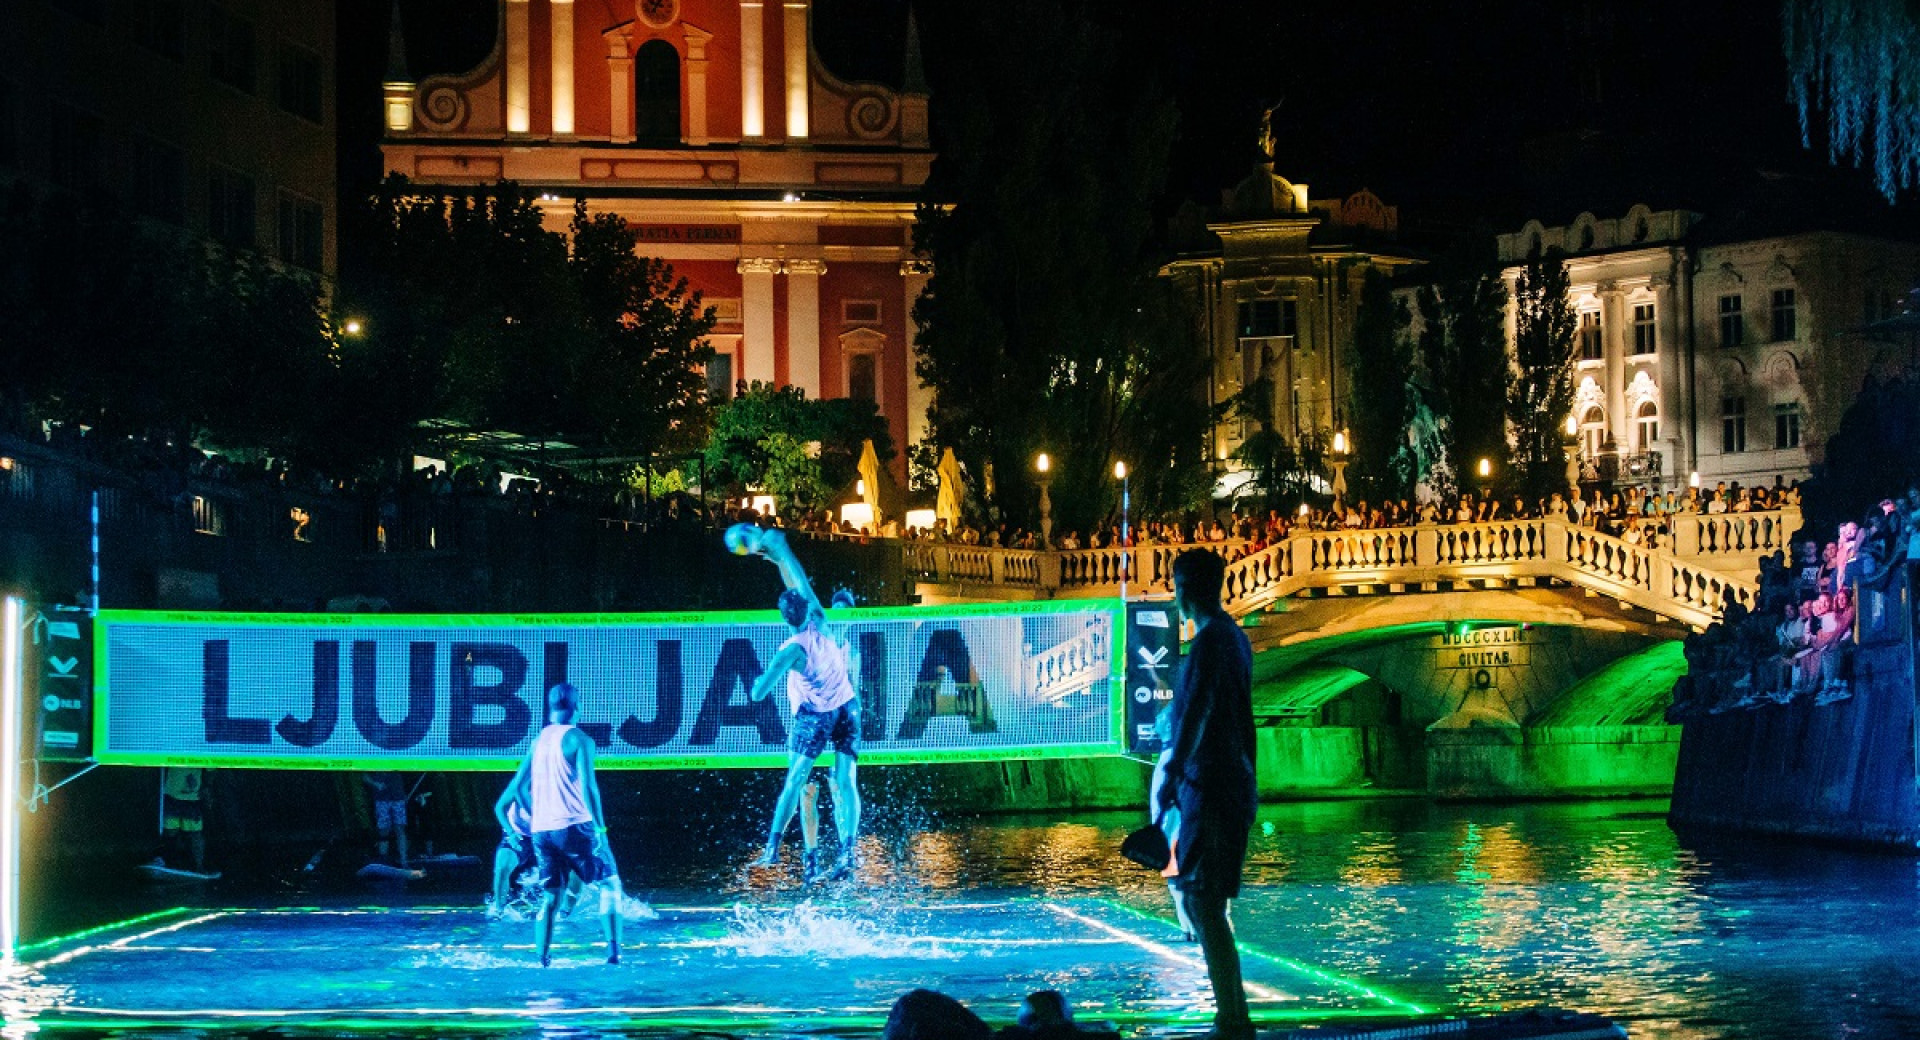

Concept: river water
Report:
left=23, top=796, right=1920, bottom=1038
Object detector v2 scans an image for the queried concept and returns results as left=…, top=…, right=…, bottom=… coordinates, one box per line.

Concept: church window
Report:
left=706, top=348, right=735, bottom=402
left=634, top=40, right=681, bottom=145
left=848, top=352, right=878, bottom=404
left=1237, top=299, right=1296, bottom=339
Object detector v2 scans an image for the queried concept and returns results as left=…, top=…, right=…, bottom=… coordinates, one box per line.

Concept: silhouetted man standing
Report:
left=1158, top=549, right=1256, bottom=1040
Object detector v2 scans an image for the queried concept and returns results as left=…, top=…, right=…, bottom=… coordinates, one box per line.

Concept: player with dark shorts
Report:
left=1157, top=549, right=1257, bottom=1040
left=496, top=682, right=623, bottom=966
left=737, top=527, right=862, bottom=880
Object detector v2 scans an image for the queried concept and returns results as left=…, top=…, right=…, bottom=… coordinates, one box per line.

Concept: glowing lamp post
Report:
left=1114, top=460, right=1130, bottom=600
left=1330, top=430, right=1350, bottom=502
left=1476, top=456, right=1493, bottom=504
left=1563, top=413, right=1581, bottom=494
left=1035, top=453, right=1054, bottom=550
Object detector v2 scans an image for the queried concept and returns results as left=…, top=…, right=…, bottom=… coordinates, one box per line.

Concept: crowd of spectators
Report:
left=5, top=419, right=1804, bottom=565
left=777, top=479, right=1802, bottom=561
left=1673, top=487, right=1920, bottom=717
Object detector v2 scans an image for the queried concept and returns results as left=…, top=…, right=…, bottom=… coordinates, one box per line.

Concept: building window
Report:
left=634, top=40, right=681, bottom=144
left=1631, top=303, right=1656, bottom=355
left=848, top=352, right=878, bottom=404
left=207, top=166, right=256, bottom=249
left=1578, top=310, right=1603, bottom=360
left=705, top=349, right=734, bottom=402
left=1719, top=294, right=1743, bottom=347
left=47, top=101, right=105, bottom=195
left=130, top=136, right=186, bottom=225
left=277, top=42, right=324, bottom=123
left=208, top=6, right=257, bottom=94
left=132, top=0, right=185, bottom=61
left=842, top=300, right=881, bottom=325
left=1579, top=406, right=1606, bottom=459
left=1771, top=288, right=1797, bottom=342
left=1775, top=402, right=1802, bottom=450
left=277, top=192, right=323, bottom=271
left=1237, top=299, right=1297, bottom=339
left=1721, top=396, right=1747, bottom=453
left=1635, top=400, right=1658, bottom=451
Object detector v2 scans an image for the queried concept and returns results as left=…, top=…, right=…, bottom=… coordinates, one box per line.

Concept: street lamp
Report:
left=1330, top=430, right=1350, bottom=502
left=341, top=318, right=365, bottom=337
left=1035, top=452, right=1054, bottom=549
left=1114, top=460, right=1130, bottom=600
left=1476, top=456, right=1493, bottom=505
left=1563, top=413, right=1581, bottom=494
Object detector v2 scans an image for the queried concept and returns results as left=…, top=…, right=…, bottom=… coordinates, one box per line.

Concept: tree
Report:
left=911, top=1, right=1207, bottom=533
left=1784, top=0, right=1920, bottom=201
left=0, top=182, right=336, bottom=458
left=1507, top=246, right=1578, bottom=502
left=567, top=204, right=716, bottom=458
left=345, top=177, right=716, bottom=470
left=1415, top=241, right=1511, bottom=494
left=703, top=383, right=893, bottom=515
left=1346, top=269, right=1416, bottom=501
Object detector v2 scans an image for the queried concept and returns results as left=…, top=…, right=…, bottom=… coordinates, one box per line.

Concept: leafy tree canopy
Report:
left=912, top=1, right=1210, bottom=532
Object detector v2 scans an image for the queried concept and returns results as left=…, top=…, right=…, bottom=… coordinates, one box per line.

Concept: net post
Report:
left=1, top=596, right=22, bottom=959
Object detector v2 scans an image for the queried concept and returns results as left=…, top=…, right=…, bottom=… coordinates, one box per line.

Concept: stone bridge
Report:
left=911, top=510, right=1797, bottom=798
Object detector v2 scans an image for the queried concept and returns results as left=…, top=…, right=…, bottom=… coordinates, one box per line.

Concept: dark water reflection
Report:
left=29, top=797, right=1920, bottom=1039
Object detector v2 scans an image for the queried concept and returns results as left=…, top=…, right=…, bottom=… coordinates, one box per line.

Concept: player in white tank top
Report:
left=496, top=682, right=627, bottom=966
left=736, top=527, right=864, bottom=882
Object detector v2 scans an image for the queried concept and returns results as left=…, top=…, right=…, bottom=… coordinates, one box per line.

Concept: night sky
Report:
left=337, top=0, right=1910, bottom=250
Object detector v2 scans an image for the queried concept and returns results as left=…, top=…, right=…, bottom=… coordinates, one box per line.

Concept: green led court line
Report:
left=16, top=1006, right=1420, bottom=1033
left=93, top=599, right=1129, bottom=771
left=1089, top=897, right=1431, bottom=1015
left=14, top=906, right=195, bottom=956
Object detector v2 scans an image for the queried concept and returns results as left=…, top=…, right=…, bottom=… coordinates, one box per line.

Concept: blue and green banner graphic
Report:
left=92, top=601, right=1125, bottom=770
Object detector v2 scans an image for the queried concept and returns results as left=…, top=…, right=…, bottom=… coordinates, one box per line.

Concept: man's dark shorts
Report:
left=533, top=823, right=613, bottom=892
left=498, top=834, right=537, bottom=876
left=1168, top=815, right=1251, bottom=900
left=791, top=702, right=860, bottom=760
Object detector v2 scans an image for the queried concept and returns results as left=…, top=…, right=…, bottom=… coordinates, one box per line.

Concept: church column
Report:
left=902, top=260, right=934, bottom=452
left=505, top=0, right=531, bottom=134
left=604, top=27, right=633, bottom=142
left=739, top=258, right=781, bottom=385
left=1601, top=283, right=1626, bottom=453
left=683, top=24, right=713, bottom=145
left=740, top=2, right=766, bottom=139
left=550, top=0, right=574, bottom=136
left=783, top=0, right=810, bottom=139
left=786, top=259, right=826, bottom=397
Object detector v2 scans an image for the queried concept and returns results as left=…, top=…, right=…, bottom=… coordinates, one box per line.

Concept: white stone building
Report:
left=1498, top=207, right=1920, bottom=491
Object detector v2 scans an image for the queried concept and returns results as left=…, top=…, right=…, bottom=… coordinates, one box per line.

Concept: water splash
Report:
left=721, top=901, right=958, bottom=960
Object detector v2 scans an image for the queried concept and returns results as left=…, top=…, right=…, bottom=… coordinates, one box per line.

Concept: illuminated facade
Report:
left=380, top=0, right=933, bottom=478
left=1498, top=208, right=1920, bottom=489
left=1161, top=156, right=1419, bottom=491
left=1, top=0, right=338, bottom=279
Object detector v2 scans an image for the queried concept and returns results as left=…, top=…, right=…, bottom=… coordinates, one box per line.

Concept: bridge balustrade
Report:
left=910, top=512, right=1794, bottom=628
